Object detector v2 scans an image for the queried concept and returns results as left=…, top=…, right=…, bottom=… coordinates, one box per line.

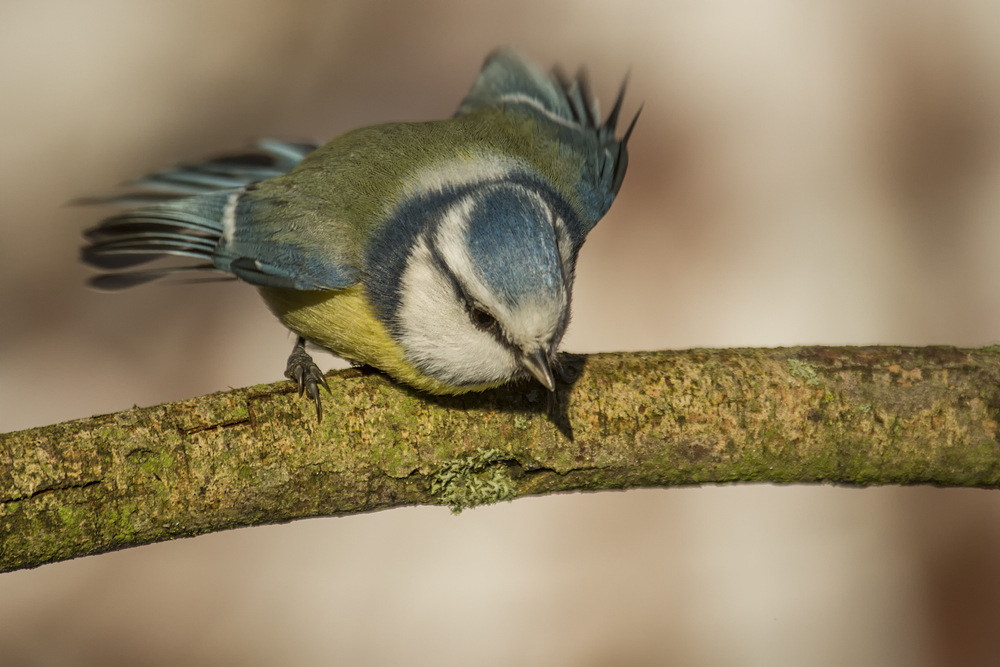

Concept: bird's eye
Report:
left=470, top=307, right=497, bottom=331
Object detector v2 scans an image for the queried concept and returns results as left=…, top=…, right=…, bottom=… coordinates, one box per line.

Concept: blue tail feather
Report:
left=89, top=265, right=217, bottom=291
left=81, top=140, right=316, bottom=289
left=78, top=140, right=317, bottom=205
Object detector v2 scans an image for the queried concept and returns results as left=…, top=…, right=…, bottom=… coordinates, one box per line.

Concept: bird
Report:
left=81, top=48, right=639, bottom=421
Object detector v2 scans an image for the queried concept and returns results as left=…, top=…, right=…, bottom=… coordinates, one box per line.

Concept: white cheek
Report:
left=397, top=236, right=520, bottom=386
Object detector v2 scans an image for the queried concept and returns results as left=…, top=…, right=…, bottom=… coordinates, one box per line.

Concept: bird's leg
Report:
left=284, top=336, right=330, bottom=422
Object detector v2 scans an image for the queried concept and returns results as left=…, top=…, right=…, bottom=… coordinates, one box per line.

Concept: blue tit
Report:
left=82, top=48, right=639, bottom=420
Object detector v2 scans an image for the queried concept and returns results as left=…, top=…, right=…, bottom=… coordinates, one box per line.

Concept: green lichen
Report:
left=140, top=450, right=174, bottom=475
left=56, top=505, right=77, bottom=525
left=430, top=449, right=518, bottom=513
left=789, top=359, right=822, bottom=386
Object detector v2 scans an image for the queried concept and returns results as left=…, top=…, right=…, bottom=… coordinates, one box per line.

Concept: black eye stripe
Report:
left=427, top=240, right=524, bottom=356
left=427, top=243, right=503, bottom=336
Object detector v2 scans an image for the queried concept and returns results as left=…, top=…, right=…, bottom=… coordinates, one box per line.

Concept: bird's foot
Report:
left=285, top=337, right=330, bottom=422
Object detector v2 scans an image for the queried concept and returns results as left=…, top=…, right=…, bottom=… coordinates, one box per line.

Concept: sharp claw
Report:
left=311, top=385, right=323, bottom=423
left=284, top=337, right=329, bottom=421
left=303, top=375, right=323, bottom=422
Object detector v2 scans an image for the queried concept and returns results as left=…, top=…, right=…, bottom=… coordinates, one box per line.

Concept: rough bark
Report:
left=3, top=346, right=1000, bottom=573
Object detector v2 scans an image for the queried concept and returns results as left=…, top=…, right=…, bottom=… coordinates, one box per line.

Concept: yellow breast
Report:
left=258, top=285, right=504, bottom=395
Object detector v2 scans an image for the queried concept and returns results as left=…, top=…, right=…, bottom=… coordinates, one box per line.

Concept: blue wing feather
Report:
left=456, top=49, right=639, bottom=231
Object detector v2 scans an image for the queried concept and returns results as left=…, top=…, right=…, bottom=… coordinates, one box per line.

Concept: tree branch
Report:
left=3, top=346, right=1000, bottom=573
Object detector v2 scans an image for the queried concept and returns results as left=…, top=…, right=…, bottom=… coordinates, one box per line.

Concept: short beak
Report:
left=521, top=349, right=555, bottom=392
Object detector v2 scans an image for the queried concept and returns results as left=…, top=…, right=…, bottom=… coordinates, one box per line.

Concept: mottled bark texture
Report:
left=4, top=346, right=1000, bottom=573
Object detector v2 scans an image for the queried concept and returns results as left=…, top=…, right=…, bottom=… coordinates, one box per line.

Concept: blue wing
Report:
left=81, top=140, right=357, bottom=291
left=456, top=49, right=640, bottom=224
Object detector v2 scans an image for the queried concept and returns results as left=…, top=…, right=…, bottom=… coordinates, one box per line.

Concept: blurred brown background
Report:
left=3, top=1, right=1000, bottom=665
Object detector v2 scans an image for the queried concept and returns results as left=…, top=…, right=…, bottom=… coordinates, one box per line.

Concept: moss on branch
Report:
left=3, top=346, right=1000, bottom=573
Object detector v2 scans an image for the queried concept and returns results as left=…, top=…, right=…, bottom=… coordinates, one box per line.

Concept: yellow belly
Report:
left=258, top=285, right=503, bottom=395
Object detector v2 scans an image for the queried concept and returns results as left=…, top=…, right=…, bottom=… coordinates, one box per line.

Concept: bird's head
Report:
left=390, top=180, right=576, bottom=391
